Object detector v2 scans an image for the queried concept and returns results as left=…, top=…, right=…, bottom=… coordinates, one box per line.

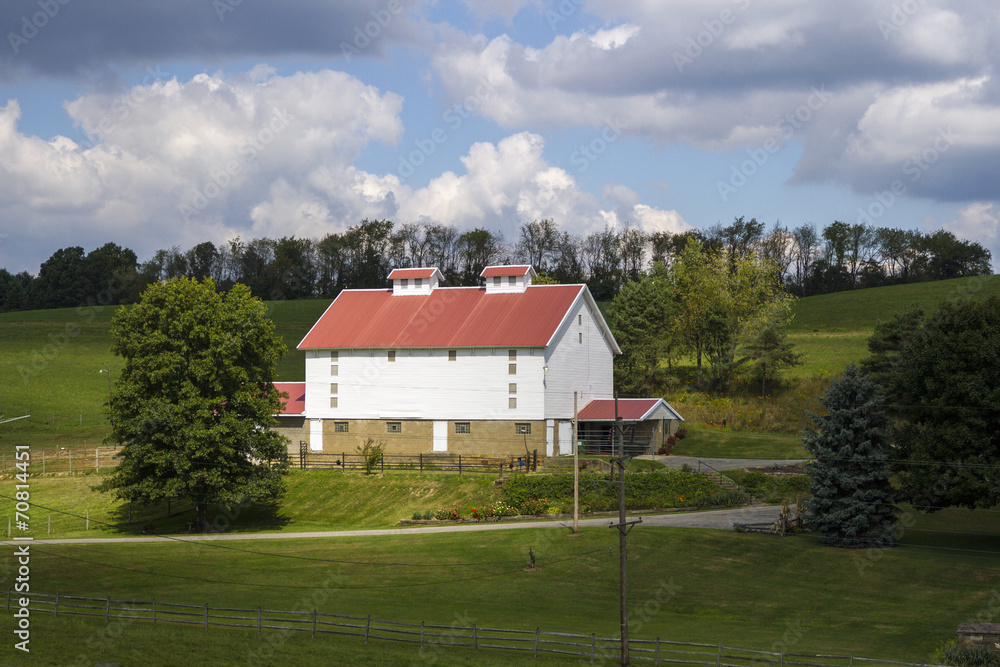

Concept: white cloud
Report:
left=944, top=202, right=1000, bottom=264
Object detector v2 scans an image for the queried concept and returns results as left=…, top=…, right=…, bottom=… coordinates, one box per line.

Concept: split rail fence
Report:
left=7, top=590, right=946, bottom=667
left=0, top=446, right=121, bottom=475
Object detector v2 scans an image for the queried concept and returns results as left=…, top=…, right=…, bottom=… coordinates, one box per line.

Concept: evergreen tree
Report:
left=804, top=364, right=898, bottom=548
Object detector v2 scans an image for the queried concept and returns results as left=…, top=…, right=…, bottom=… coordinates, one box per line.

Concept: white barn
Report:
left=277, top=265, right=683, bottom=458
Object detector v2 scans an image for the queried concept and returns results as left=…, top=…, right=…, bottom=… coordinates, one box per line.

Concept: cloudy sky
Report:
left=0, top=0, right=997, bottom=274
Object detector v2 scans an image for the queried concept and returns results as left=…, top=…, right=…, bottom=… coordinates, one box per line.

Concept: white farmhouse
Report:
left=276, top=265, right=681, bottom=458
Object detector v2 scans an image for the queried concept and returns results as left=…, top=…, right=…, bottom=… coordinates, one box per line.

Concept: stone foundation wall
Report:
left=316, top=419, right=546, bottom=458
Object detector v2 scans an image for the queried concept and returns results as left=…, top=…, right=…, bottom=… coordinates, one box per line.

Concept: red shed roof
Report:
left=387, top=267, right=440, bottom=280
left=481, top=265, right=535, bottom=278
left=274, top=382, right=306, bottom=415
left=299, top=284, right=592, bottom=349
left=578, top=398, right=682, bottom=422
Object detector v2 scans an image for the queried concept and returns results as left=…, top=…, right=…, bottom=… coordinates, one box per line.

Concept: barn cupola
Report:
left=481, top=265, right=537, bottom=294
left=388, top=267, right=443, bottom=295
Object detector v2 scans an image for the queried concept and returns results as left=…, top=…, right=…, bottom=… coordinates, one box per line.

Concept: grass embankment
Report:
left=669, top=426, right=809, bottom=459
left=11, top=523, right=1000, bottom=665
left=0, top=470, right=504, bottom=538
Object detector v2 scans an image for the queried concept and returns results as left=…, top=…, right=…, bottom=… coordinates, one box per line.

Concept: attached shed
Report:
left=576, top=398, right=684, bottom=456
left=274, top=382, right=307, bottom=454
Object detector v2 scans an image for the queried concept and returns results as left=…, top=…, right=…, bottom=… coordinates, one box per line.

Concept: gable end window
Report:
left=455, top=422, right=471, bottom=434
left=415, top=278, right=422, bottom=287
left=515, top=422, right=531, bottom=435
left=449, top=350, right=457, bottom=361
left=509, top=349, right=517, bottom=361
left=388, top=351, right=396, bottom=362
left=509, top=397, right=517, bottom=409
left=387, top=421, right=402, bottom=434
left=401, top=278, right=408, bottom=287
left=508, top=363, right=516, bottom=375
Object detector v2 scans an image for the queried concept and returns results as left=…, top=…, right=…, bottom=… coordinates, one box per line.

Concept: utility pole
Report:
left=611, top=392, right=640, bottom=665
left=573, top=391, right=579, bottom=535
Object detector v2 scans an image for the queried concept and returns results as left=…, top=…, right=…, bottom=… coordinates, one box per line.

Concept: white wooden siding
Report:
left=304, top=347, right=547, bottom=421
left=543, top=293, right=615, bottom=420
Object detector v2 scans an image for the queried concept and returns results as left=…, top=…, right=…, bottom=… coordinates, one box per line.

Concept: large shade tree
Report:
left=98, top=277, right=289, bottom=529
left=804, top=364, right=898, bottom=548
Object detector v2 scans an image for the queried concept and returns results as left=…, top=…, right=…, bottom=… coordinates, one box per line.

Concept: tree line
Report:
left=0, top=216, right=991, bottom=313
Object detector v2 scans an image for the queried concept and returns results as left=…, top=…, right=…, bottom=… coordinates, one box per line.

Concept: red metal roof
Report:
left=387, top=267, right=440, bottom=279
left=481, top=265, right=534, bottom=277
left=298, top=285, right=585, bottom=349
left=578, top=399, right=663, bottom=421
left=274, top=382, right=306, bottom=415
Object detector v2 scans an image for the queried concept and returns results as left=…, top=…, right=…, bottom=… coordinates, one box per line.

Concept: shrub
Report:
left=411, top=510, right=423, bottom=520
left=675, top=427, right=688, bottom=440
left=666, top=435, right=678, bottom=447
left=434, top=506, right=460, bottom=521
left=357, top=438, right=384, bottom=475
left=519, top=498, right=549, bottom=515
left=422, top=509, right=433, bottom=520
left=656, top=447, right=668, bottom=455
left=942, top=645, right=1000, bottom=667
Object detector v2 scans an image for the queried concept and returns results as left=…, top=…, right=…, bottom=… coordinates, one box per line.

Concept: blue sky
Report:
left=0, top=0, right=997, bottom=274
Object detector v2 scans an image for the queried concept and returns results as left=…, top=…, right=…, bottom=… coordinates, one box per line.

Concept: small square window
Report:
left=509, top=383, right=517, bottom=394
left=578, top=314, right=582, bottom=325
left=508, top=276, right=516, bottom=286
left=449, top=350, right=457, bottom=361
left=493, top=276, right=501, bottom=286
left=330, top=397, right=338, bottom=408
left=330, top=383, right=338, bottom=394
left=455, top=422, right=471, bottom=434
left=509, top=349, right=517, bottom=361
left=401, top=278, right=408, bottom=287
left=387, top=421, right=402, bottom=434
left=331, top=365, right=338, bottom=376
left=331, top=351, right=339, bottom=361
left=515, top=422, right=531, bottom=435
left=508, top=363, right=516, bottom=375
left=415, top=278, right=422, bottom=287
left=334, top=421, right=348, bottom=433
left=388, top=351, right=395, bottom=362
left=509, top=397, right=517, bottom=409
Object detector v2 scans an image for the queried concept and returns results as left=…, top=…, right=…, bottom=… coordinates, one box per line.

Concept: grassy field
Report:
left=670, top=427, right=809, bottom=459
left=7, top=521, right=1000, bottom=665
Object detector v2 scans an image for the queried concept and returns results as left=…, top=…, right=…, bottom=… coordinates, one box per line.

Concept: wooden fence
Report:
left=0, top=448, right=538, bottom=476
left=0, top=447, right=121, bottom=475
left=6, top=590, right=946, bottom=667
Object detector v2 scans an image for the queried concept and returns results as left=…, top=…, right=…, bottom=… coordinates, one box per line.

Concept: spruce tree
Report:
left=804, top=364, right=898, bottom=547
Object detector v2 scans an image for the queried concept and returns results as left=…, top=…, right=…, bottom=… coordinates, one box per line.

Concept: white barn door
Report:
left=558, top=421, right=573, bottom=457
left=309, top=419, right=323, bottom=452
left=546, top=420, right=555, bottom=457
left=433, top=421, right=448, bottom=452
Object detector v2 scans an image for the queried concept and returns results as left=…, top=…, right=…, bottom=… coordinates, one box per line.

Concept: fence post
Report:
left=717, top=642, right=722, bottom=667
left=381, top=455, right=384, bottom=474
left=54, top=592, right=59, bottom=617
left=473, top=624, right=478, bottom=651
left=6, top=588, right=11, bottom=612
left=655, top=637, right=660, bottom=665
left=459, top=455, right=462, bottom=475
left=364, top=615, right=371, bottom=644
left=258, top=607, right=262, bottom=635
left=312, top=609, right=317, bottom=638
left=534, top=627, right=539, bottom=658
left=591, top=633, right=596, bottom=662
left=420, top=621, right=424, bottom=648
left=86, top=509, right=89, bottom=531
left=153, top=599, right=157, bottom=626
left=533, top=449, right=537, bottom=471
left=419, top=453, right=422, bottom=473
left=105, top=597, right=111, bottom=622
left=205, top=603, right=209, bottom=630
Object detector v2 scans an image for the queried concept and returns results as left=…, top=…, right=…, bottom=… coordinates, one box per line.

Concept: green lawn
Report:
left=670, top=426, right=809, bottom=459
left=10, top=523, right=1000, bottom=664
